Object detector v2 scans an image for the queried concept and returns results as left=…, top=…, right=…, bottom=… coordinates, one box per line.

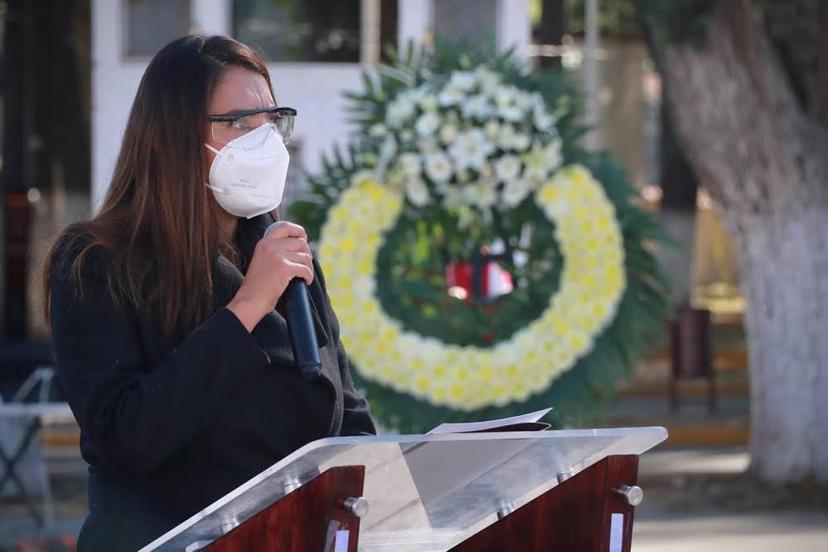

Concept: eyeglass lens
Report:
left=211, top=111, right=294, bottom=146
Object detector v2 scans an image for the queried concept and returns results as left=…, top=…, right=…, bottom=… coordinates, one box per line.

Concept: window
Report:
left=124, top=0, right=191, bottom=57
left=233, top=0, right=361, bottom=63
left=434, top=0, right=497, bottom=48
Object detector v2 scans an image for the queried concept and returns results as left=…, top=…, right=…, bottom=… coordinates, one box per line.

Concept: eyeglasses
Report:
left=207, top=106, right=297, bottom=146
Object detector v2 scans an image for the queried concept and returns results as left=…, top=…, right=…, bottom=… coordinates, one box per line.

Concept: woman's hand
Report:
left=227, top=221, right=314, bottom=332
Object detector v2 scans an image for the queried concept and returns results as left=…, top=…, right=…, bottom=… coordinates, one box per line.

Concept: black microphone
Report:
left=265, top=222, right=322, bottom=380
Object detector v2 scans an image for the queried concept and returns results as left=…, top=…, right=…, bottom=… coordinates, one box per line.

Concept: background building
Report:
left=4, top=0, right=695, bottom=344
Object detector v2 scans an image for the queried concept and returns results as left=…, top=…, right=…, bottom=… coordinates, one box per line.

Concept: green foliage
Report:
left=290, top=41, right=670, bottom=432
left=568, top=0, right=642, bottom=38
left=549, top=0, right=718, bottom=43
left=375, top=202, right=563, bottom=348
left=637, top=0, right=718, bottom=44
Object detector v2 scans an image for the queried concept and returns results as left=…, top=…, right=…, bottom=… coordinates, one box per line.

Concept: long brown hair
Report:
left=44, top=35, right=275, bottom=334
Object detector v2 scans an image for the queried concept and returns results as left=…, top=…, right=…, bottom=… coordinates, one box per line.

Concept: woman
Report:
left=44, top=35, right=375, bottom=550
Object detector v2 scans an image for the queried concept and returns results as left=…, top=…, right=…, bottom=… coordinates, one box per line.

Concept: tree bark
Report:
left=653, top=0, right=828, bottom=483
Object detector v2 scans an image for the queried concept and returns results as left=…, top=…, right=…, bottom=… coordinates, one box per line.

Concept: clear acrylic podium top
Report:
left=141, top=427, right=667, bottom=551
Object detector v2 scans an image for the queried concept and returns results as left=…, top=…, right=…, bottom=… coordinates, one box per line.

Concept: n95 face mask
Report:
left=205, top=123, right=290, bottom=219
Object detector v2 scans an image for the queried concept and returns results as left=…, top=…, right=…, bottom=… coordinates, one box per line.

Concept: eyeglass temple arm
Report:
left=207, top=106, right=297, bottom=122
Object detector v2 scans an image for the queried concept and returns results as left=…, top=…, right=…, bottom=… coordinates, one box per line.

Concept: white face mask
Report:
left=205, top=123, right=290, bottom=219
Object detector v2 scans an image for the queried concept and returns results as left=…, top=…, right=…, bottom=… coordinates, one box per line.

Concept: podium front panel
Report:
left=141, top=426, right=666, bottom=551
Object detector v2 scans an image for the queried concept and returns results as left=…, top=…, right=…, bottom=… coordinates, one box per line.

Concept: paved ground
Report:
left=633, top=447, right=828, bottom=550
left=634, top=511, right=828, bottom=551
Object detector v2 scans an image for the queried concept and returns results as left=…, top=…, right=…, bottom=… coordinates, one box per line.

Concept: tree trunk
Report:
left=653, top=0, right=828, bottom=483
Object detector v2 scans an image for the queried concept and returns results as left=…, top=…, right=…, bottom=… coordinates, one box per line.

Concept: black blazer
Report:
left=48, top=213, right=375, bottom=550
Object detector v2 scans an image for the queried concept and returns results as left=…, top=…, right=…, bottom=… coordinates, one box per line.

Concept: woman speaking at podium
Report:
left=44, top=35, right=375, bottom=550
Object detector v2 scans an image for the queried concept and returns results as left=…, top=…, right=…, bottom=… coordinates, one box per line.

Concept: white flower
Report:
left=529, top=92, right=545, bottom=111
left=438, top=85, right=465, bottom=106
left=442, top=186, right=464, bottom=209
left=533, top=109, right=556, bottom=132
left=524, top=145, right=552, bottom=181
left=494, top=86, right=517, bottom=108
left=496, top=125, right=530, bottom=152
left=499, top=104, right=524, bottom=122
left=515, top=91, right=534, bottom=111
left=464, top=181, right=497, bottom=209
left=424, top=152, right=453, bottom=184
left=420, top=136, right=440, bottom=154
left=406, top=87, right=428, bottom=105
left=484, top=120, right=500, bottom=139
left=456, top=206, right=475, bottom=229
left=398, top=153, right=421, bottom=178
left=352, top=276, right=376, bottom=296
left=350, top=170, right=377, bottom=187
left=461, top=95, right=491, bottom=120
left=440, top=124, right=459, bottom=145
left=360, top=152, right=378, bottom=167
left=512, top=132, right=531, bottom=151
left=495, top=155, right=521, bottom=182
left=544, top=139, right=563, bottom=171
left=502, top=177, right=532, bottom=207
left=378, top=135, right=397, bottom=166
left=386, top=95, right=416, bottom=128
left=448, top=128, right=494, bottom=172
left=475, top=67, right=501, bottom=95
left=420, top=94, right=438, bottom=111
left=479, top=162, right=494, bottom=179
left=416, top=111, right=441, bottom=136
left=405, top=178, right=431, bottom=206
left=386, top=167, right=407, bottom=191
left=449, top=70, right=477, bottom=91
left=369, top=123, right=387, bottom=137
left=497, top=125, right=518, bottom=150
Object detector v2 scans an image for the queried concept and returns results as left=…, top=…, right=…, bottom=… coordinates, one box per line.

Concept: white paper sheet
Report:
left=426, top=407, right=553, bottom=434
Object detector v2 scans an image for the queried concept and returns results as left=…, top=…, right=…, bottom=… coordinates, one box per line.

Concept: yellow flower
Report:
left=318, top=164, right=625, bottom=410
left=537, top=184, right=558, bottom=204
left=329, top=205, right=349, bottom=223
left=339, top=236, right=357, bottom=253
left=449, top=384, right=465, bottom=401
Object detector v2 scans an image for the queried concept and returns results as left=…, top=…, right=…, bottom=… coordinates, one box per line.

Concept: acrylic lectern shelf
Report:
left=140, top=426, right=667, bottom=551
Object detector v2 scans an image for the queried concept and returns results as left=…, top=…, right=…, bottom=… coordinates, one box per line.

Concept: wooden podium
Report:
left=139, top=428, right=666, bottom=552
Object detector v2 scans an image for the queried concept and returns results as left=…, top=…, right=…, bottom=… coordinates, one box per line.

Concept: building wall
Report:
left=92, top=0, right=368, bottom=209
left=91, top=0, right=530, bottom=208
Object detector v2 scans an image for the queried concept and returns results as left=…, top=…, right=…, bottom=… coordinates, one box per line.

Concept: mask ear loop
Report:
left=204, top=143, right=227, bottom=194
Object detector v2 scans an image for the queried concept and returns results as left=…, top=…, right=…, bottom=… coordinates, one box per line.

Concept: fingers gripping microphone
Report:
left=265, top=222, right=322, bottom=380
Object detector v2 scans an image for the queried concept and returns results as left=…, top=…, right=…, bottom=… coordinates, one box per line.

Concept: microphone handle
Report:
left=284, top=279, right=322, bottom=379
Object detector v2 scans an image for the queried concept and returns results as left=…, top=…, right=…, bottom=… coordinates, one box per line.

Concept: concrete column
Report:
left=496, top=0, right=531, bottom=61
left=361, top=0, right=382, bottom=64
left=192, top=0, right=231, bottom=35
left=91, top=0, right=122, bottom=210
left=398, top=0, right=434, bottom=51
